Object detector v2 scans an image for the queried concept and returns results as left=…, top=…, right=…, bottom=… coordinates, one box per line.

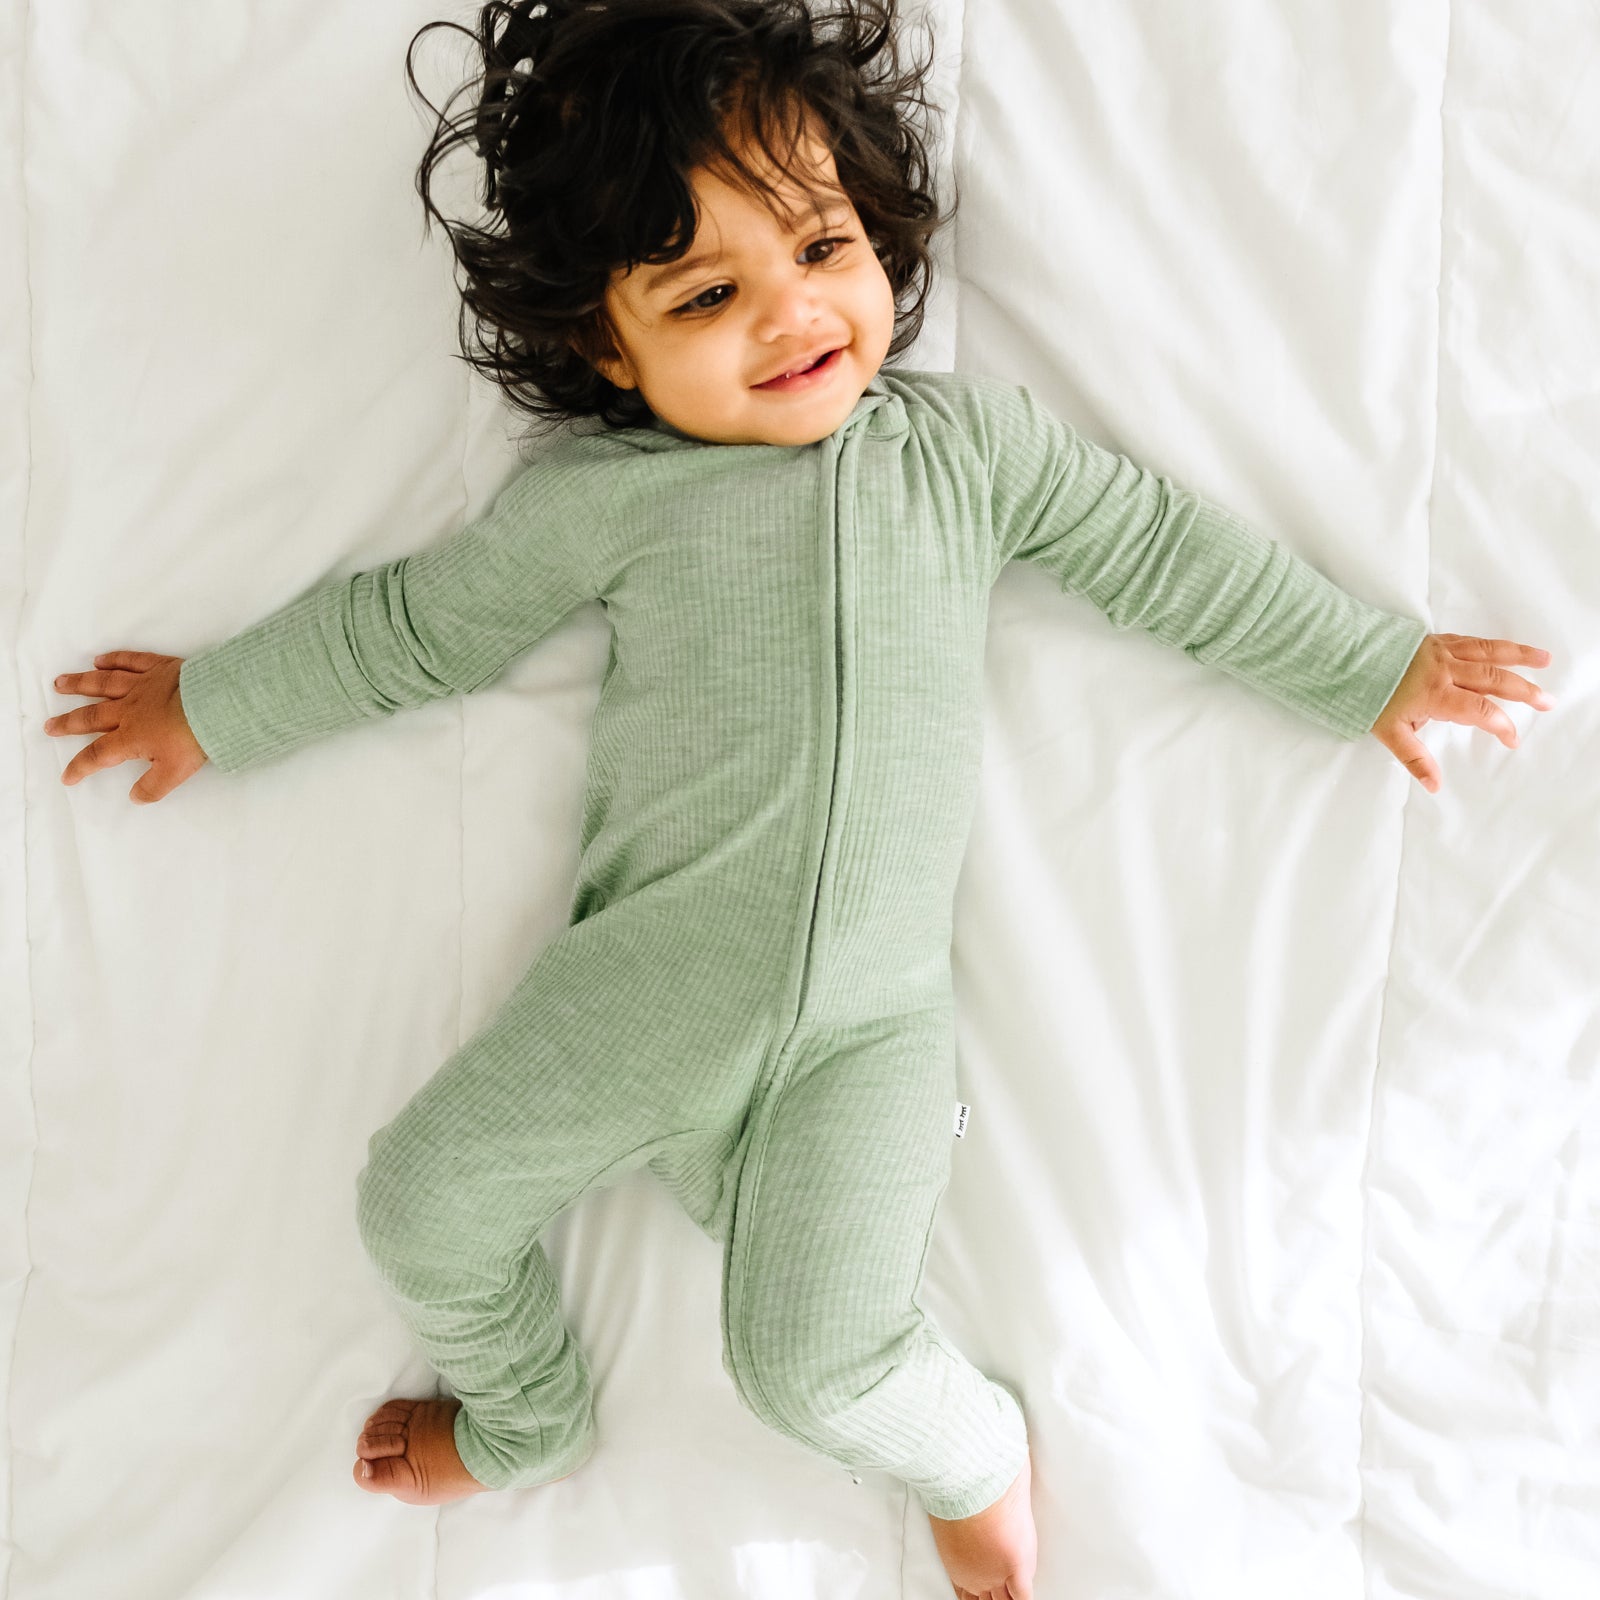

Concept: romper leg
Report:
left=719, top=1005, right=1030, bottom=1521
left=354, top=938, right=693, bottom=1491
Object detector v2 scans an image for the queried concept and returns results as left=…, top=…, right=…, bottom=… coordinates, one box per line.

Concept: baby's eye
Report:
left=802, top=235, right=852, bottom=265
left=677, top=284, right=733, bottom=316
left=671, top=236, right=854, bottom=317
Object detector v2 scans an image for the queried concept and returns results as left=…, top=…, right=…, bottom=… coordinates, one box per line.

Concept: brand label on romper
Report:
left=953, top=1102, right=969, bottom=1139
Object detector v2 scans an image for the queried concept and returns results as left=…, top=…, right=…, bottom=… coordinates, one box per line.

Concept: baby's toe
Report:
left=353, top=1453, right=415, bottom=1495
left=357, top=1399, right=416, bottom=1457
left=357, top=1427, right=407, bottom=1459
left=365, top=1398, right=418, bottom=1429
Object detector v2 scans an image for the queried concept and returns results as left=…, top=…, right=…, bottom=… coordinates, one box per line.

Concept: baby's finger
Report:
left=53, top=667, right=134, bottom=701
left=44, top=703, right=119, bottom=738
left=60, top=734, right=128, bottom=786
left=128, top=766, right=172, bottom=806
left=1440, top=685, right=1519, bottom=749
left=1447, top=659, right=1556, bottom=710
left=1436, top=634, right=1552, bottom=669
left=1380, top=722, right=1442, bottom=793
left=93, top=651, right=160, bottom=671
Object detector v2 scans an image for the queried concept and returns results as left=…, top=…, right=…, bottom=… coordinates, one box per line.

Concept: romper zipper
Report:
left=787, top=428, right=851, bottom=1041
left=722, top=431, right=850, bottom=1440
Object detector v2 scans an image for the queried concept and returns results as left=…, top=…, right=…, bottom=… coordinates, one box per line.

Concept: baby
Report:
left=44, top=2, right=1552, bottom=1595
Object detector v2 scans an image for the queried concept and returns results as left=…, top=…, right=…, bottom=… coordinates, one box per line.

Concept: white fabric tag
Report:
left=953, top=1102, right=970, bottom=1139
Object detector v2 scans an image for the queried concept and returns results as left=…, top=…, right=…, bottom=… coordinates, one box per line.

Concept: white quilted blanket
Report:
left=3, top=1, right=1594, bottom=1595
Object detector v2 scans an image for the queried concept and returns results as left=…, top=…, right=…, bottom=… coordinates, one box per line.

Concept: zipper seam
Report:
left=730, top=430, right=848, bottom=1433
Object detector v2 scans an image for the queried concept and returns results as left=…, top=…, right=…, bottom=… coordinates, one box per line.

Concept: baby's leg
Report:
left=720, top=1006, right=1035, bottom=1596
left=352, top=946, right=682, bottom=1499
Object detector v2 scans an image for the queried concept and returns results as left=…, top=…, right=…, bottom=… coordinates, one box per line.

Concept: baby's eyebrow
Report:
left=645, top=253, right=723, bottom=297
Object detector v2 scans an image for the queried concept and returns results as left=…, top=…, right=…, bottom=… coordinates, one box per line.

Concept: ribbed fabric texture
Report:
left=179, top=367, right=1427, bottom=1519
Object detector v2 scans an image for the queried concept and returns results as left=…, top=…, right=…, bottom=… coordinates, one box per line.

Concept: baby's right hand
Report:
left=45, top=650, right=208, bottom=805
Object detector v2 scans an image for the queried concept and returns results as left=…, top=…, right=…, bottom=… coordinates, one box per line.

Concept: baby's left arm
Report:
left=970, top=373, right=1555, bottom=782
left=1368, top=632, right=1553, bottom=793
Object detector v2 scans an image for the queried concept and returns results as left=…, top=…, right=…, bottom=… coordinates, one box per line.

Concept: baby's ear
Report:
left=571, top=328, right=634, bottom=390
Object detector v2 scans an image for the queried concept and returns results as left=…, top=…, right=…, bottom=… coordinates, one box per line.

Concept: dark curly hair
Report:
left=404, top=0, right=953, bottom=435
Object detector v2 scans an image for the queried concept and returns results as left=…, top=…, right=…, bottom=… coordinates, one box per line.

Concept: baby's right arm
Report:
left=45, top=650, right=208, bottom=805
left=48, top=445, right=608, bottom=802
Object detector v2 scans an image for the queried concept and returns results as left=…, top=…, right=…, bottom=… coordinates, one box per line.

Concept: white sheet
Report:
left=5, top=1, right=1596, bottom=1596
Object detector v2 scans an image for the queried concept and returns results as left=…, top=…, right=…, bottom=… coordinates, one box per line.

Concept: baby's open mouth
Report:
left=754, top=346, right=844, bottom=390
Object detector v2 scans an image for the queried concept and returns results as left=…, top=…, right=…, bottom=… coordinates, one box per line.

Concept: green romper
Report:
left=177, top=366, right=1427, bottom=1520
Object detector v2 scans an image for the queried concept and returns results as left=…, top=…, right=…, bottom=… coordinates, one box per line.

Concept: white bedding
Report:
left=4, top=1, right=1596, bottom=1596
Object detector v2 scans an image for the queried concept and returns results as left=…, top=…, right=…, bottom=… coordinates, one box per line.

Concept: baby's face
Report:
left=594, top=123, right=896, bottom=446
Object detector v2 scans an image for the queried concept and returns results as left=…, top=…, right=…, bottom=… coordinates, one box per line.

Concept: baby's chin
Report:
left=745, top=382, right=878, bottom=447
left=653, top=354, right=874, bottom=445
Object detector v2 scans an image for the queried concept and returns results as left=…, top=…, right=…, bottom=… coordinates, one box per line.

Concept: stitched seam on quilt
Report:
left=2, top=7, right=41, bottom=1599
left=1357, top=7, right=1451, bottom=1595
left=948, top=0, right=969, bottom=378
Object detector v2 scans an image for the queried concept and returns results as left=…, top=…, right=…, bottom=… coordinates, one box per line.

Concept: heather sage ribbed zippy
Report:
left=176, top=366, right=1426, bottom=1519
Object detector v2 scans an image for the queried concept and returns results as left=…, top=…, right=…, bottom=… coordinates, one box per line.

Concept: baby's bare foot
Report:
left=927, top=1451, right=1037, bottom=1600
left=352, top=1397, right=491, bottom=1505
left=352, top=1396, right=581, bottom=1504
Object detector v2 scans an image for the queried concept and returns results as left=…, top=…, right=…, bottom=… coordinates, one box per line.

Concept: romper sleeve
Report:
left=974, top=374, right=1428, bottom=740
left=176, top=445, right=606, bottom=774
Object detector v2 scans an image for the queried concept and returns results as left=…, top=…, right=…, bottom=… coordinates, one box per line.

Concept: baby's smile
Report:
left=750, top=343, right=850, bottom=394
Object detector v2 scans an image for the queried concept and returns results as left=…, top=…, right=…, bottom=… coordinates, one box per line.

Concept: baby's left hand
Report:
left=1371, top=632, right=1554, bottom=793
